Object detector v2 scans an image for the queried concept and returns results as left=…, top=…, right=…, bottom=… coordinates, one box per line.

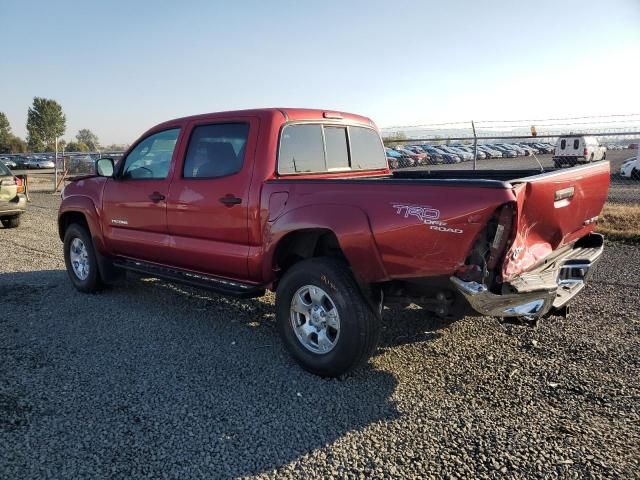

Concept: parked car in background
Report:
left=620, top=156, right=639, bottom=179
left=458, top=145, right=487, bottom=160
left=554, top=135, right=606, bottom=167
left=477, top=145, right=503, bottom=158
left=0, top=161, right=27, bottom=228
left=420, top=145, right=460, bottom=164
left=518, top=144, right=539, bottom=155
left=1, top=157, right=18, bottom=169
left=385, top=148, right=403, bottom=169
left=395, top=147, right=427, bottom=165
left=490, top=145, right=517, bottom=158
left=11, top=156, right=31, bottom=169
left=531, top=143, right=554, bottom=154
left=31, top=158, right=56, bottom=169
left=504, top=144, right=525, bottom=156
left=439, top=146, right=472, bottom=161
left=411, top=145, right=443, bottom=163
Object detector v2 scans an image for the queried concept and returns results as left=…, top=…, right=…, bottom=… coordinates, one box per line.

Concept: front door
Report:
left=166, top=118, right=258, bottom=280
left=102, top=128, right=181, bottom=263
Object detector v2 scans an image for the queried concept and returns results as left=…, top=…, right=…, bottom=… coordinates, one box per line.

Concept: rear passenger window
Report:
left=324, top=127, right=349, bottom=170
left=560, top=139, right=566, bottom=150
left=573, top=139, right=580, bottom=149
left=349, top=126, right=387, bottom=170
left=278, top=123, right=387, bottom=174
left=279, top=124, right=325, bottom=173
left=183, top=123, right=249, bottom=178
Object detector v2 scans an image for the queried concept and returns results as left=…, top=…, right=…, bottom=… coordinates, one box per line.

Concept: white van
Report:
left=553, top=135, right=606, bottom=167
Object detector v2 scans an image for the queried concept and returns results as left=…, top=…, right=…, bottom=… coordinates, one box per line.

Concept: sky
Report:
left=1, top=0, right=639, bottom=145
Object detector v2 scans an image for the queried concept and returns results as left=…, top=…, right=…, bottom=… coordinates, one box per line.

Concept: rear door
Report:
left=556, top=137, right=581, bottom=158
left=102, top=127, right=182, bottom=262
left=165, top=117, right=259, bottom=280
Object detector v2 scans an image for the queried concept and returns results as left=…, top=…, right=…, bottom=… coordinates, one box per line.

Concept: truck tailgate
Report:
left=503, top=162, right=610, bottom=281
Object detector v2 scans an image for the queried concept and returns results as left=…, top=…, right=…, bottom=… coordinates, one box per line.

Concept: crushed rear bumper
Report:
left=451, top=233, right=604, bottom=318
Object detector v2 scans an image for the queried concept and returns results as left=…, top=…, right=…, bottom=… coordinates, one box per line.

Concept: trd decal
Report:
left=392, top=203, right=463, bottom=234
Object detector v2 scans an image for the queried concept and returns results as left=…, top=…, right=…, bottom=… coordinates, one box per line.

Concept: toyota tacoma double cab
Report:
left=58, top=108, right=610, bottom=376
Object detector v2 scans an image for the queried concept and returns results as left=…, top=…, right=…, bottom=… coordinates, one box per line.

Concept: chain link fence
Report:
left=382, top=129, right=639, bottom=206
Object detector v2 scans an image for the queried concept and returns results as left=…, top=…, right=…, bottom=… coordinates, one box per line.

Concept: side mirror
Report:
left=96, top=158, right=115, bottom=177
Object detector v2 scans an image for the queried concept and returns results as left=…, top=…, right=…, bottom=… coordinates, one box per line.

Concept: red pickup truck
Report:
left=58, top=108, right=610, bottom=376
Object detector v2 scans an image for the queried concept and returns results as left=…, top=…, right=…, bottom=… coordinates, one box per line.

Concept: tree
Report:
left=76, top=129, right=100, bottom=151
left=26, top=97, right=66, bottom=152
left=6, top=135, right=27, bottom=153
left=381, top=131, right=407, bottom=146
left=0, top=112, right=10, bottom=137
left=65, top=141, right=89, bottom=152
left=0, top=112, right=11, bottom=152
left=0, top=112, right=27, bottom=154
left=103, top=143, right=129, bottom=151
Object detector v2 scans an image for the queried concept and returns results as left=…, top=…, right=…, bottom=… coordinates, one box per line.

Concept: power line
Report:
left=477, top=119, right=640, bottom=129
left=476, top=113, right=640, bottom=124
left=381, top=113, right=640, bottom=131
left=381, top=120, right=470, bottom=130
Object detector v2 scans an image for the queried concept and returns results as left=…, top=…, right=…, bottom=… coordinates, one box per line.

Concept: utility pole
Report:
left=54, top=137, right=58, bottom=192
left=472, top=120, right=478, bottom=171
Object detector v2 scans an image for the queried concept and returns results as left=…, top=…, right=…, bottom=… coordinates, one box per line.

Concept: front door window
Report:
left=121, top=129, right=180, bottom=179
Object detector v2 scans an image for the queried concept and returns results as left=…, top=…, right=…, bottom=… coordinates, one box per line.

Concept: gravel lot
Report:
left=1, top=193, right=639, bottom=479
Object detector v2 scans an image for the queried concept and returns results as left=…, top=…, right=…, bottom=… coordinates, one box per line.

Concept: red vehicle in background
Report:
left=58, top=108, right=610, bottom=377
left=395, top=146, right=429, bottom=165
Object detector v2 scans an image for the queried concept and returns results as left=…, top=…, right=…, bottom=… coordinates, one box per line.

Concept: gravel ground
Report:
left=1, top=193, right=639, bottom=479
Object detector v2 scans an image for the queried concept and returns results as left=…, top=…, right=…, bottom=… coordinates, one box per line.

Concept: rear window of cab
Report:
left=278, top=124, right=387, bottom=174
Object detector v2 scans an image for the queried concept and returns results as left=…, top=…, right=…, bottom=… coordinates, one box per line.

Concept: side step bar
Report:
left=113, top=258, right=265, bottom=299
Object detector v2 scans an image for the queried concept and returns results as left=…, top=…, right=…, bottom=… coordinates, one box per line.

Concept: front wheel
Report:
left=276, top=258, right=381, bottom=377
left=1, top=215, right=20, bottom=228
left=63, top=223, right=104, bottom=293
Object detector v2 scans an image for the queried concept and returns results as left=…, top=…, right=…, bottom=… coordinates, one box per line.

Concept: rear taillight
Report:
left=583, top=148, right=588, bottom=156
left=487, top=203, right=515, bottom=272
left=15, top=177, right=25, bottom=193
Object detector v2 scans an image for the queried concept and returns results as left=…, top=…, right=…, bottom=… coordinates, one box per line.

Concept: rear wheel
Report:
left=1, top=215, right=20, bottom=228
left=63, top=223, right=104, bottom=293
left=276, top=258, right=381, bottom=377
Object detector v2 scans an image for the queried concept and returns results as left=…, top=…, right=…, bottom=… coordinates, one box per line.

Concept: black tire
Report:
left=63, top=223, right=104, bottom=293
left=276, top=257, right=381, bottom=377
left=632, top=169, right=640, bottom=181
left=1, top=215, right=20, bottom=228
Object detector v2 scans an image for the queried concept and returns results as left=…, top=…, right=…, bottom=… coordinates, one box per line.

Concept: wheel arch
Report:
left=58, top=196, right=105, bottom=253
left=263, top=204, right=388, bottom=286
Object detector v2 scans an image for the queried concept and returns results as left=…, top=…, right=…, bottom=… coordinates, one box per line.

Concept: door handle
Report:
left=219, top=195, right=242, bottom=207
left=148, top=192, right=166, bottom=203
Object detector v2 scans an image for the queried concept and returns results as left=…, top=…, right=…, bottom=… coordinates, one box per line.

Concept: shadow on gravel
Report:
left=1, top=269, right=400, bottom=478
left=378, top=305, right=451, bottom=351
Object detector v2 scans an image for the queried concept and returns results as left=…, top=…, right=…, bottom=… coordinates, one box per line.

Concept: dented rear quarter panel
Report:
left=260, top=179, right=517, bottom=283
